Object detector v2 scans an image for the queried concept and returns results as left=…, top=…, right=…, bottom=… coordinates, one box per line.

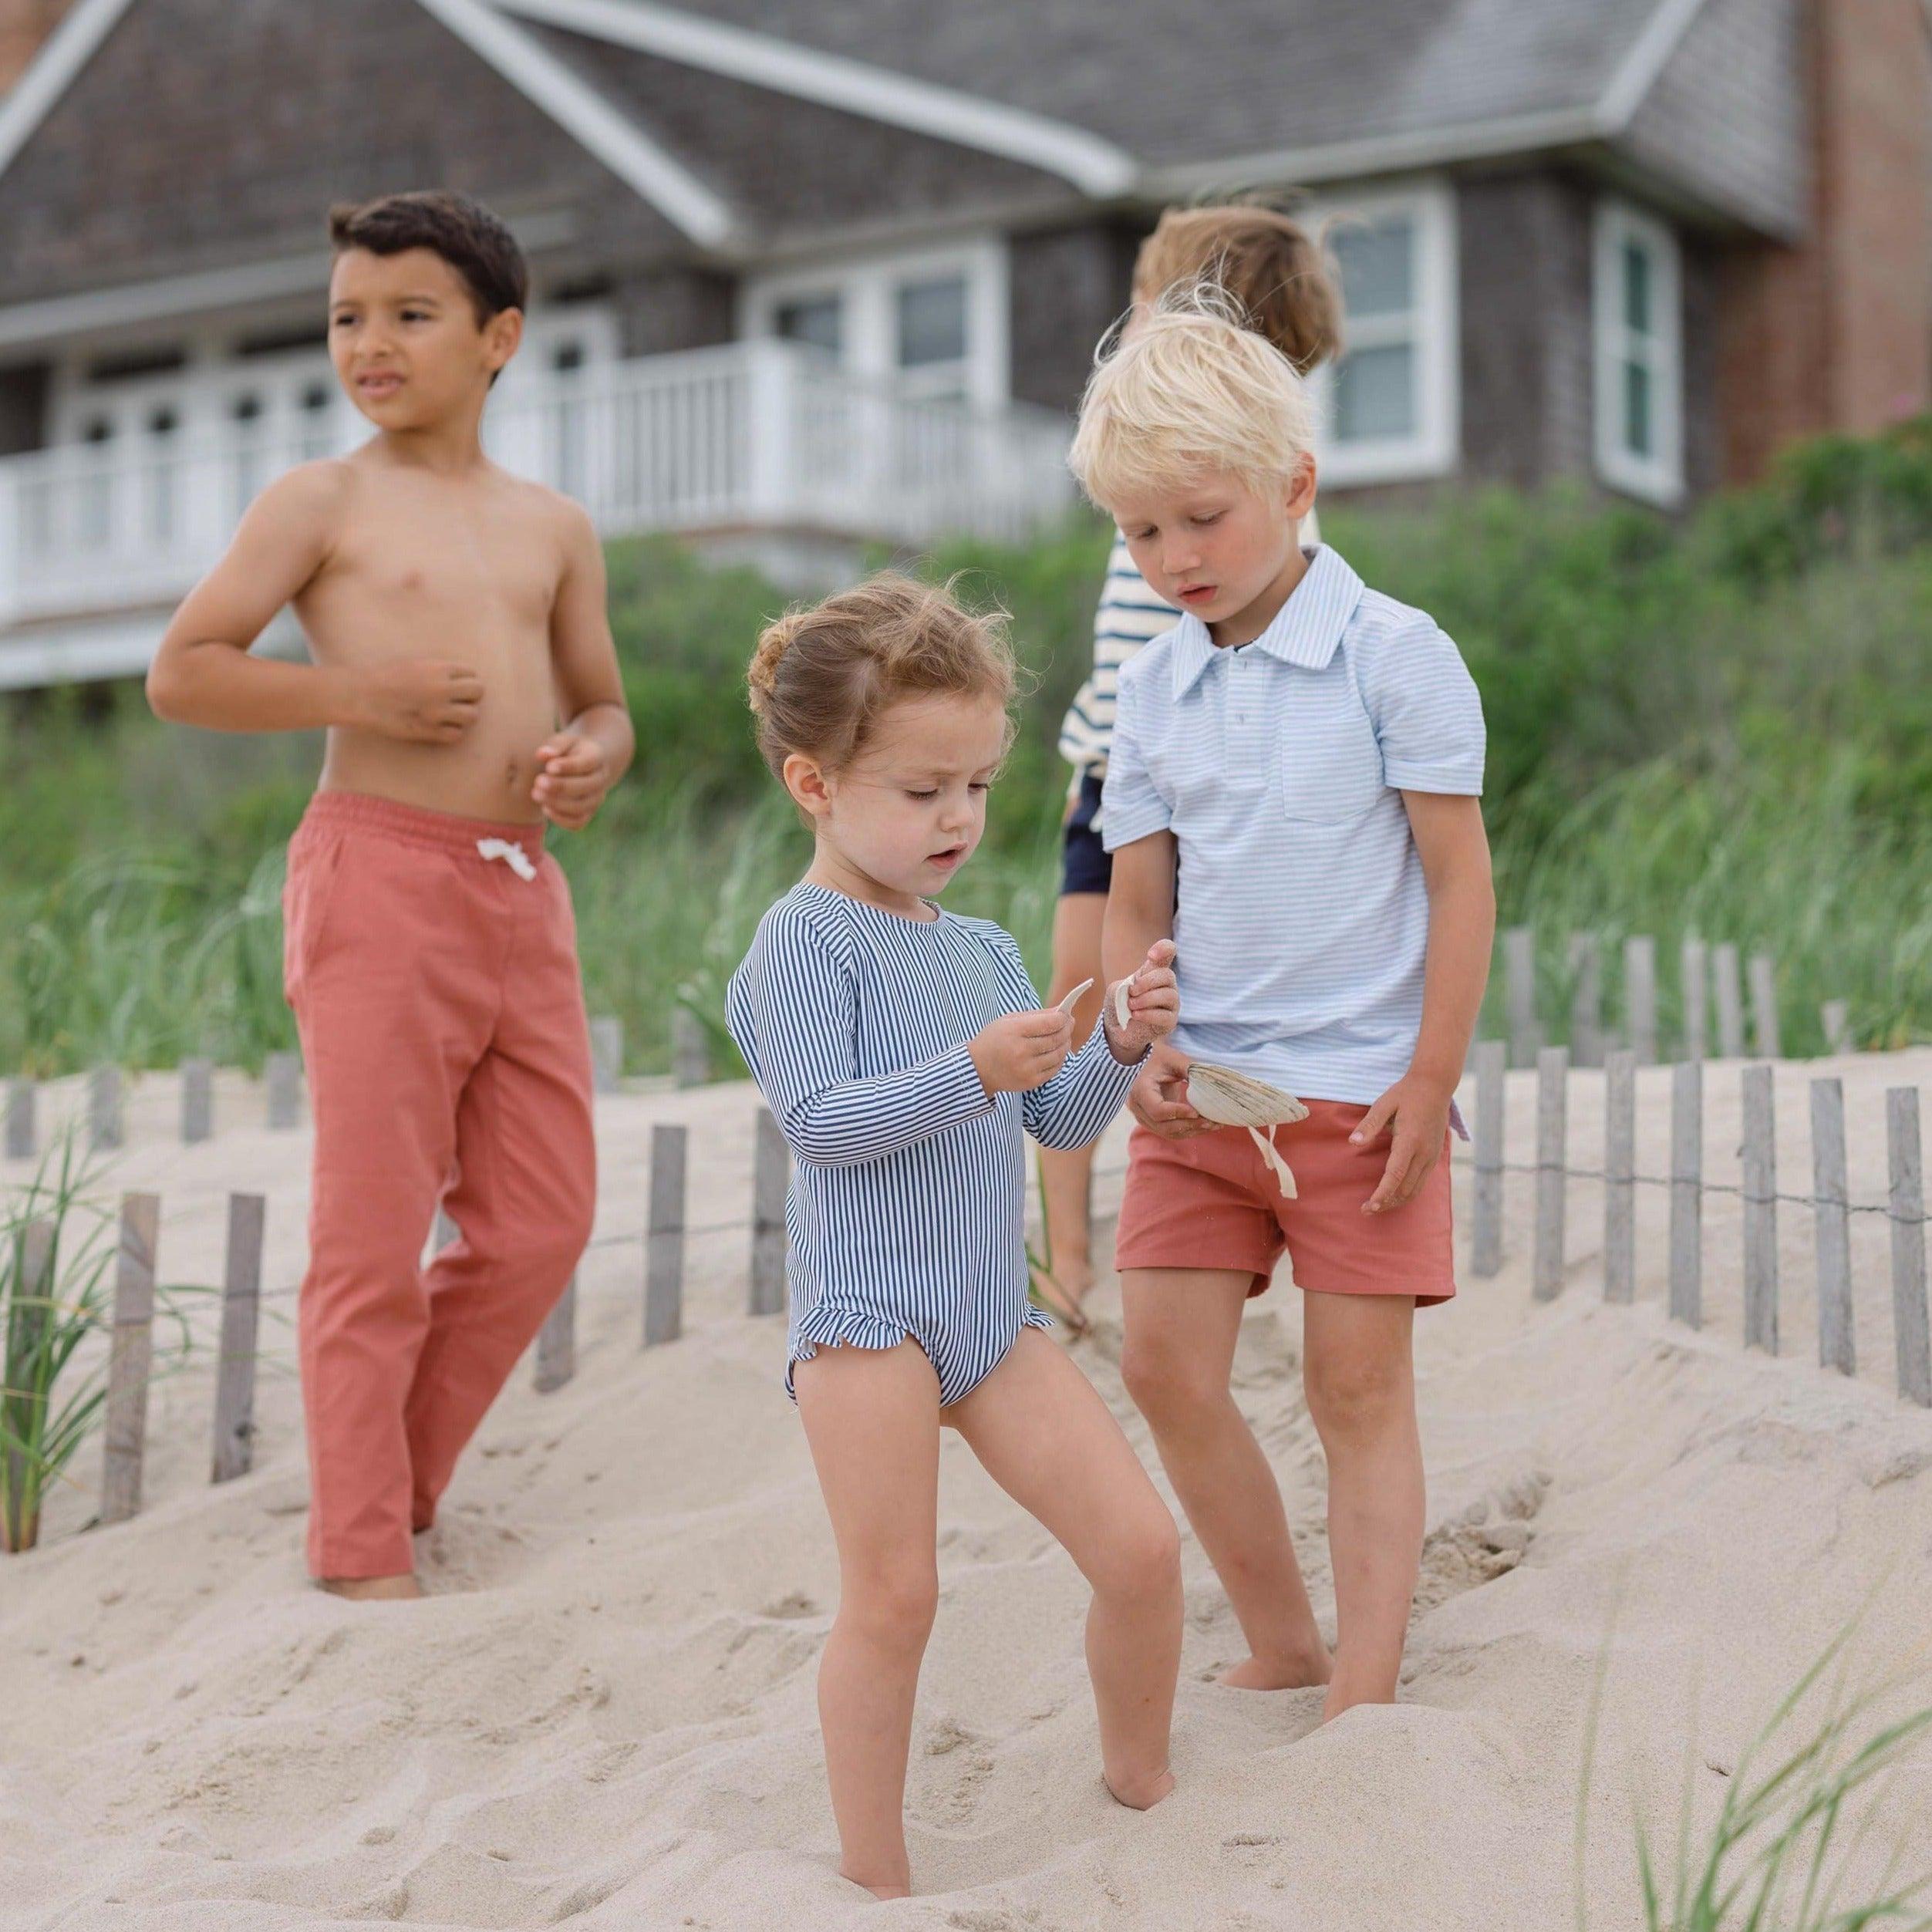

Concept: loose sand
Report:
left=4, top=1051, right=1930, bottom=1929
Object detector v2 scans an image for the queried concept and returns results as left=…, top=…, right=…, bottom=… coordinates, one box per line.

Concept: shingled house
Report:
left=0, top=0, right=1927, bottom=687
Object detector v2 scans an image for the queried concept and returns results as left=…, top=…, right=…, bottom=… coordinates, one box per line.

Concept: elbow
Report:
left=144, top=653, right=186, bottom=723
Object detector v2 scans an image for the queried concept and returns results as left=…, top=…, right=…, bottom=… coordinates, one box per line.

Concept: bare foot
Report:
left=1030, top=1257, right=1095, bottom=1336
left=319, top=1573, right=423, bottom=1601
left=840, top=1869, right=911, bottom=1901
left=1217, top=1646, right=1331, bottom=1691
left=1105, top=1765, right=1176, bottom=1809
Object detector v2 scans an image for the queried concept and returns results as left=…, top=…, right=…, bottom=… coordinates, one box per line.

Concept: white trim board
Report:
left=411, top=0, right=740, bottom=249
left=489, top=0, right=1138, bottom=197
left=0, top=0, right=137, bottom=180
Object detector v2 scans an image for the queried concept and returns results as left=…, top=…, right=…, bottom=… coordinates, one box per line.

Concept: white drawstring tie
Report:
left=476, top=838, right=537, bottom=882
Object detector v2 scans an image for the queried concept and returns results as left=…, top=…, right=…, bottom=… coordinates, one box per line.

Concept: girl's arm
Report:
left=1353, top=793, right=1495, bottom=1214
left=740, top=920, right=997, bottom=1168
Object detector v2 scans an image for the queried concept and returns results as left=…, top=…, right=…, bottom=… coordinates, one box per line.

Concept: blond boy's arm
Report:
left=1353, top=791, right=1495, bottom=1214
left=1104, top=829, right=1209, bottom=1138
left=531, top=499, right=634, bottom=830
left=144, top=462, right=483, bottom=740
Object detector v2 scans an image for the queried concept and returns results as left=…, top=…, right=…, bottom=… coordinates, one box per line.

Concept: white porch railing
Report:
left=0, top=340, right=1076, bottom=634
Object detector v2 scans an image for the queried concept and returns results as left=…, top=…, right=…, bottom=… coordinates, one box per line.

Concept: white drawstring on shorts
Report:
left=476, top=838, right=537, bottom=882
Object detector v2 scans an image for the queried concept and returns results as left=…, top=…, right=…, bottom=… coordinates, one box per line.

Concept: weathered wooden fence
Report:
left=10, top=1101, right=793, bottom=1541
left=1465, top=1040, right=1930, bottom=1407
left=1495, top=927, right=1840, bottom=1072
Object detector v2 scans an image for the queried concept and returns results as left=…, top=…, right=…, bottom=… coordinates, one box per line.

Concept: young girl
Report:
left=724, top=573, right=1184, bottom=1901
left=1040, top=201, right=1343, bottom=1330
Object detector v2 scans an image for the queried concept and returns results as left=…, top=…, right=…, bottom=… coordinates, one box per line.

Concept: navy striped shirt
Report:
left=725, top=883, right=1145, bottom=1406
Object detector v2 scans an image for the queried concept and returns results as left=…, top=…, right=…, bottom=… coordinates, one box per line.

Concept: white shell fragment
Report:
left=1114, top=977, right=1132, bottom=1029
left=1057, top=977, right=1094, bottom=1014
left=1185, top=1062, right=1310, bottom=1198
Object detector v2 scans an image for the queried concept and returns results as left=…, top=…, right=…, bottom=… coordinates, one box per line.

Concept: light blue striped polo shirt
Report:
left=1101, top=544, right=1485, bottom=1107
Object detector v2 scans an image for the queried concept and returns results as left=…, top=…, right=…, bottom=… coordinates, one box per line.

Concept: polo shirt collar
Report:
left=1170, top=545, right=1366, bottom=698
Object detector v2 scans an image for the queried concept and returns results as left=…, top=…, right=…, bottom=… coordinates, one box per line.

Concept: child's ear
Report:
left=1286, top=453, right=1318, bottom=522
left=483, top=305, right=524, bottom=377
left=782, top=752, right=834, bottom=821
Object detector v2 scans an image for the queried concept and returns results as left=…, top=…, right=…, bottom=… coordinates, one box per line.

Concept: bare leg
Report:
left=1033, top=893, right=1109, bottom=1324
left=949, top=1329, right=1181, bottom=1804
left=1119, top=1269, right=1330, bottom=1691
left=1301, top=1292, right=1422, bottom=1721
left=794, top=1341, right=942, bottom=1900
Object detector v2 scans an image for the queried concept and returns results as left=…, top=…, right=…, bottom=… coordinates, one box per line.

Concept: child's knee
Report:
left=1092, top=1504, right=1181, bottom=1603
left=1305, top=1350, right=1412, bottom=1438
left=1120, top=1340, right=1221, bottom=1429
left=843, top=1563, right=939, bottom=1653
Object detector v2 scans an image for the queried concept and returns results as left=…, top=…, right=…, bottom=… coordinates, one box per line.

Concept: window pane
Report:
left=1334, top=342, right=1415, bottom=442
left=1623, top=357, right=1653, bottom=457
left=774, top=295, right=842, bottom=357
left=1622, top=240, right=1652, bottom=337
left=896, top=275, right=968, bottom=369
left=1333, top=217, right=1414, bottom=319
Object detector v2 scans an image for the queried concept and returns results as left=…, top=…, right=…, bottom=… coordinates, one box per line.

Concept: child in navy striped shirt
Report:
left=724, top=573, right=1184, bottom=1900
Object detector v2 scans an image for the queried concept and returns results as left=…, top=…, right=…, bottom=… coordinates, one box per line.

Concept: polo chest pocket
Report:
left=1269, top=670, right=1385, bottom=824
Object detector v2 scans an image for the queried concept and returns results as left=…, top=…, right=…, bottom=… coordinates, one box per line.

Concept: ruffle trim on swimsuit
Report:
left=784, top=1307, right=915, bottom=1399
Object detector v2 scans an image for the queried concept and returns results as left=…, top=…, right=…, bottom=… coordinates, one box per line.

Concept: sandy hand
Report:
left=1104, top=939, right=1179, bottom=1060
left=533, top=732, right=615, bottom=829
left=353, top=659, right=484, bottom=743
left=969, top=1006, right=1075, bottom=1096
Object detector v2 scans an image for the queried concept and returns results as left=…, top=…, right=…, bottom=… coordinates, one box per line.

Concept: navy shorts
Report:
left=1060, top=770, right=1111, bottom=896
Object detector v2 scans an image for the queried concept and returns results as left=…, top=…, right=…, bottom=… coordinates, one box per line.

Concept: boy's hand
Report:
left=533, top=733, right=614, bottom=829
left=969, top=1008, right=1074, bottom=1096
left=1128, top=1040, right=1212, bottom=1139
left=1352, top=1071, right=1454, bottom=1214
left=1103, top=939, right=1178, bottom=1061
left=353, top=660, right=484, bottom=743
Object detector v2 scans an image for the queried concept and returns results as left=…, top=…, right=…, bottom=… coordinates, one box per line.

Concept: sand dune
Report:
left=4, top=1054, right=1930, bottom=1929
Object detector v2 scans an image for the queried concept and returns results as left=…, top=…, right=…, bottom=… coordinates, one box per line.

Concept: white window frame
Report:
left=1593, top=199, right=1684, bottom=506
left=739, top=235, right=1010, bottom=408
left=1302, top=178, right=1459, bottom=487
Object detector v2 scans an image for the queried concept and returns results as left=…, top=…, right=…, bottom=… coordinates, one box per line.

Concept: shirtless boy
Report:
left=148, top=191, right=634, bottom=1598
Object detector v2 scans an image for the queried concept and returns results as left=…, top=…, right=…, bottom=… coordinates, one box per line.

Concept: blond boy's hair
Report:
left=1067, top=282, right=1316, bottom=512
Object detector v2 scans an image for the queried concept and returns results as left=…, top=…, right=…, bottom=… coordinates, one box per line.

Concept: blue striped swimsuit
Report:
left=725, top=883, right=1145, bottom=1407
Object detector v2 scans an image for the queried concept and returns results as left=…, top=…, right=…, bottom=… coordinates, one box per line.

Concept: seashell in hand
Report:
left=1184, top=1063, right=1309, bottom=1198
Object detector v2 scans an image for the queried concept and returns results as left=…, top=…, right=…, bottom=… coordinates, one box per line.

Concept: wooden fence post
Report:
left=265, top=1052, right=302, bottom=1130
left=1888, top=1088, right=1929, bottom=1408
left=1568, top=932, right=1602, bottom=1067
left=89, top=1066, right=123, bottom=1151
left=1713, top=942, right=1745, bottom=1060
left=1504, top=926, right=1539, bottom=1070
left=672, top=1007, right=710, bottom=1089
left=5, top=1079, right=35, bottom=1161
left=750, top=1108, right=789, bottom=1317
left=645, top=1123, right=687, bottom=1347
left=1820, top=1000, right=1853, bottom=1057
left=99, top=1193, right=160, bottom=1525
left=1623, top=936, right=1657, bottom=1066
left=1741, top=1064, right=1779, bottom=1354
left=534, top=1276, right=576, bottom=1392
left=1532, top=1047, right=1569, bottom=1302
left=1679, top=936, right=1708, bottom=1063
left=2, top=1219, right=56, bottom=1551
left=1470, top=1040, right=1505, bottom=1279
left=180, top=1058, right=213, bottom=1145
left=1748, top=954, right=1782, bottom=1061
left=590, top=1016, right=624, bottom=1095
left=1810, top=1078, right=1853, bottom=1376
left=207, top=1193, right=266, bottom=1483
left=1668, top=1060, right=1702, bottom=1328
left=1604, top=1051, right=1637, bottom=1305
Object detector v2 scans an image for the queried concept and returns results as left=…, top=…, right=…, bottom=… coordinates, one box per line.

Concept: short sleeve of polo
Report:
left=1098, top=663, right=1173, bottom=849
left=1356, top=615, right=1486, bottom=796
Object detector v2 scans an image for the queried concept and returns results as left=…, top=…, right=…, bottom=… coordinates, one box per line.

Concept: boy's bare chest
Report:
left=324, top=501, right=557, bottom=630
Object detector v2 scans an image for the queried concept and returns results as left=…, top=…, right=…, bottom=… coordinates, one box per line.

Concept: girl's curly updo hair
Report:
left=747, top=571, right=1018, bottom=779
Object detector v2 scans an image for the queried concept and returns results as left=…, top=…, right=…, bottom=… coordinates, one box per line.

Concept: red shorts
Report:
left=1111, top=1101, right=1455, bottom=1304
